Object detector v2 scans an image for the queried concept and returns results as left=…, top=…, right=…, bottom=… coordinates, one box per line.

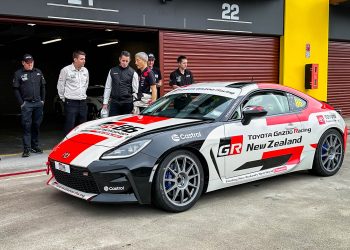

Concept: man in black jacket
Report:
left=13, top=54, right=46, bottom=157
left=102, top=51, right=139, bottom=116
left=169, top=55, right=194, bottom=89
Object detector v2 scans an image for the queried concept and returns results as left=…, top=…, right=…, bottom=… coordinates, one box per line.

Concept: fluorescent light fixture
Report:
left=97, top=41, right=118, bottom=47
left=105, top=29, right=113, bottom=32
left=42, top=38, right=62, bottom=45
left=27, top=23, right=36, bottom=26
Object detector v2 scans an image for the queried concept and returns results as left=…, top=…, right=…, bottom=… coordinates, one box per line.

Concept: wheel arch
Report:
left=150, top=145, right=210, bottom=200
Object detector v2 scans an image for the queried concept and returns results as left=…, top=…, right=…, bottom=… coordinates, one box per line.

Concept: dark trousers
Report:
left=64, top=99, right=87, bottom=135
left=109, top=102, right=133, bottom=116
left=21, top=101, right=43, bottom=150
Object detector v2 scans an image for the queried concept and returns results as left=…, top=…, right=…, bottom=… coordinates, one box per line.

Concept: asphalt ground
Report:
left=0, top=142, right=350, bottom=249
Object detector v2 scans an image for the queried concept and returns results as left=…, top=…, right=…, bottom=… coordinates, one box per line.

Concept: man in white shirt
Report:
left=102, top=51, right=139, bottom=116
left=57, top=50, right=89, bottom=134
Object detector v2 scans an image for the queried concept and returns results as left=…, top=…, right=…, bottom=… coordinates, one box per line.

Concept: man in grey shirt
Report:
left=102, top=51, right=138, bottom=116
left=57, top=50, right=89, bottom=134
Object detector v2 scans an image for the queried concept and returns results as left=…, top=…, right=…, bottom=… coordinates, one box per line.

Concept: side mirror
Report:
left=241, top=105, right=267, bottom=125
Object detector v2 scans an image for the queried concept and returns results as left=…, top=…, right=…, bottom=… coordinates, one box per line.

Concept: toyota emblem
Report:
left=62, top=152, right=70, bottom=159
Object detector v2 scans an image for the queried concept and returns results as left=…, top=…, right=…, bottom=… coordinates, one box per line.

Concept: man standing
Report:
left=134, top=52, right=157, bottom=113
left=57, top=50, right=89, bottom=134
left=13, top=54, right=46, bottom=157
left=102, top=51, right=139, bottom=116
left=169, top=55, right=194, bottom=89
left=147, top=53, right=162, bottom=99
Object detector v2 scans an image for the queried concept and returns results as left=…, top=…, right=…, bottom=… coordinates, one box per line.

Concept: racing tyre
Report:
left=153, top=150, right=204, bottom=212
left=312, top=129, right=344, bottom=176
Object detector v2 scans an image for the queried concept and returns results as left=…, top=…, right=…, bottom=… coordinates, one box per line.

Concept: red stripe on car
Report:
left=120, top=115, right=169, bottom=124
left=310, top=143, right=318, bottom=149
left=48, top=133, right=107, bottom=164
left=262, top=146, right=304, bottom=165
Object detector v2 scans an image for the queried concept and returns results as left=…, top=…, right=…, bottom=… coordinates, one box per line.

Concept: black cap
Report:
left=148, top=53, right=155, bottom=60
left=22, top=54, right=34, bottom=62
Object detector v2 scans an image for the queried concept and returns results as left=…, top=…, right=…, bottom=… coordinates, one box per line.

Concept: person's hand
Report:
left=41, top=101, right=44, bottom=105
left=102, top=104, right=108, bottom=110
left=148, top=100, right=154, bottom=105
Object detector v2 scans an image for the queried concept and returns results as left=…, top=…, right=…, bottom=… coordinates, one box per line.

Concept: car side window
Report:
left=288, top=94, right=307, bottom=112
left=241, top=92, right=289, bottom=116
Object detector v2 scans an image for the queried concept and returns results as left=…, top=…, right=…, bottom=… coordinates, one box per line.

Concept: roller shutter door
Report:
left=328, top=41, right=350, bottom=117
left=159, top=31, right=280, bottom=94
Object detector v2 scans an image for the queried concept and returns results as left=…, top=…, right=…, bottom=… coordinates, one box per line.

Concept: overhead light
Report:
left=27, top=23, right=36, bottom=26
left=105, top=29, right=113, bottom=32
left=97, top=41, right=118, bottom=47
left=42, top=38, right=62, bottom=45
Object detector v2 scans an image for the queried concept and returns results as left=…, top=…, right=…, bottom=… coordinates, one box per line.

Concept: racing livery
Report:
left=47, top=82, right=347, bottom=212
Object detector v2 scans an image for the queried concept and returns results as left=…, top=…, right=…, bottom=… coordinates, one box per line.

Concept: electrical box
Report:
left=305, top=64, right=318, bottom=89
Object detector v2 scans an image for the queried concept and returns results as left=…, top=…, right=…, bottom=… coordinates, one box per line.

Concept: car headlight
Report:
left=101, top=139, right=151, bottom=159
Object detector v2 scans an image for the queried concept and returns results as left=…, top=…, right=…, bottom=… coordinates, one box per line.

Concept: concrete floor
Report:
left=0, top=142, right=350, bottom=249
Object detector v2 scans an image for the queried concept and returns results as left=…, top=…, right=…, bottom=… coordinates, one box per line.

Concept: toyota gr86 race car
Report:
left=47, top=82, right=347, bottom=212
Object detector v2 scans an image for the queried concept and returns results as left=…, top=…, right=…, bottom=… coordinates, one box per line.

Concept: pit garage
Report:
left=0, top=19, right=158, bottom=153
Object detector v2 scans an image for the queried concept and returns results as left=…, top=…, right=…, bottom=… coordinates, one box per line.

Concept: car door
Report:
left=222, top=90, right=304, bottom=180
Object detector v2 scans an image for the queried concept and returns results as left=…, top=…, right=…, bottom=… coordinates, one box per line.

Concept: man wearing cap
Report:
left=57, top=50, right=89, bottom=134
left=147, top=53, right=162, bottom=99
left=13, top=54, right=46, bottom=157
left=134, top=52, right=157, bottom=113
left=169, top=55, right=194, bottom=89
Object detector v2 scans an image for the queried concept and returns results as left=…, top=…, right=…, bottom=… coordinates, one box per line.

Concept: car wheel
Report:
left=153, top=150, right=204, bottom=212
left=312, top=129, right=344, bottom=176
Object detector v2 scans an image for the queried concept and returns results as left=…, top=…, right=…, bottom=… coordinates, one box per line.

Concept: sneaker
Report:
left=31, top=147, right=43, bottom=154
left=22, top=149, right=30, bottom=157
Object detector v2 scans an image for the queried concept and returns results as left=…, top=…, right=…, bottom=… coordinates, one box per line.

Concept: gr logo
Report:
left=217, top=135, right=243, bottom=157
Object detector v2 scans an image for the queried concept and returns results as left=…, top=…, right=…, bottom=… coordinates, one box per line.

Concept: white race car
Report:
left=47, top=82, right=347, bottom=212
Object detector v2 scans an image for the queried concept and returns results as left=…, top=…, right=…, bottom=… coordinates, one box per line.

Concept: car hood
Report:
left=66, top=114, right=200, bottom=148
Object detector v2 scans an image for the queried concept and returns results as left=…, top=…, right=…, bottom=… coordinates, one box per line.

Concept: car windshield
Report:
left=142, top=93, right=234, bottom=120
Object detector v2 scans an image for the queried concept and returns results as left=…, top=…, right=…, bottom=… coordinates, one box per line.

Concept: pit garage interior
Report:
left=0, top=20, right=158, bottom=154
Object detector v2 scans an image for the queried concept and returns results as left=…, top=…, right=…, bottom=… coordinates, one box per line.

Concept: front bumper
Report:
left=48, top=152, right=158, bottom=204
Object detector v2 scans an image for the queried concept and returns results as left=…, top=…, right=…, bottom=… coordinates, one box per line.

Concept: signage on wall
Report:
left=306, top=43, right=311, bottom=59
left=206, top=2, right=253, bottom=34
left=0, top=0, right=283, bottom=36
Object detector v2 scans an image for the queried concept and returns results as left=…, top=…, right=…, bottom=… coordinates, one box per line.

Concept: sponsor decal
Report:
left=247, top=128, right=311, bottom=140
left=103, top=186, right=125, bottom=192
left=83, top=122, right=144, bottom=138
left=171, top=132, right=201, bottom=142
left=324, top=114, right=337, bottom=122
left=317, top=115, right=325, bottom=125
left=246, top=136, right=302, bottom=152
left=217, top=135, right=243, bottom=157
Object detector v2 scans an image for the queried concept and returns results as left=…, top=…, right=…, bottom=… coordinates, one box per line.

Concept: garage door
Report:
left=328, top=41, right=350, bottom=117
left=159, top=31, right=280, bottom=94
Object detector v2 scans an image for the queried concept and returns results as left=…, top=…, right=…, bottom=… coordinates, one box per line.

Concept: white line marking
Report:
left=207, top=28, right=252, bottom=34
left=207, top=18, right=252, bottom=24
left=0, top=173, right=47, bottom=182
left=48, top=16, right=119, bottom=24
left=47, top=3, right=119, bottom=12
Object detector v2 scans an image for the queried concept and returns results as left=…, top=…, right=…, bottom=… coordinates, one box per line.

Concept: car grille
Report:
left=50, top=162, right=100, bottom=194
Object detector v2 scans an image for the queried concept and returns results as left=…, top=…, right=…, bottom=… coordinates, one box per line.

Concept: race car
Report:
left=47, top=82, right=347, bottom=212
